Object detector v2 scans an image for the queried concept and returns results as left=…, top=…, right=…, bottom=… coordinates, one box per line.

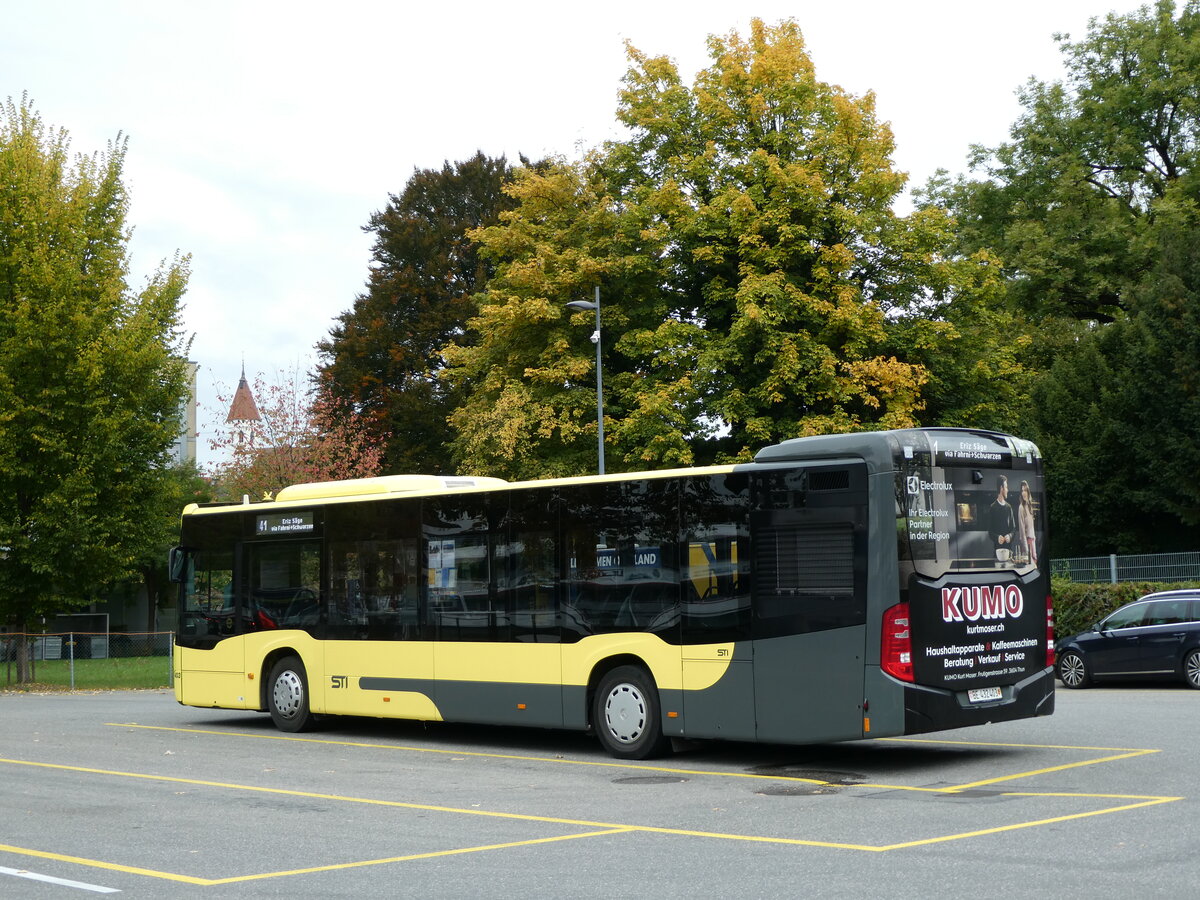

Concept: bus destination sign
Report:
left=256, top=511, right=315, bottom=535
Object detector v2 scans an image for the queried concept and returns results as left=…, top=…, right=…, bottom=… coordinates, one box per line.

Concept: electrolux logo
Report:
left=906, top=475, right=952, bottom=495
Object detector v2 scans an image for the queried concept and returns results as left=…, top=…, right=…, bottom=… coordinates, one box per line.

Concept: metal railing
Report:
left=2, top=631, right=173, bottom=688
left=1051, top=551, right=1200, bottom=584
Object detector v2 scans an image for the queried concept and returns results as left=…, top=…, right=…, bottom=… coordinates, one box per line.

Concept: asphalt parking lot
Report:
left=1, top=685, right=1196, bottom=898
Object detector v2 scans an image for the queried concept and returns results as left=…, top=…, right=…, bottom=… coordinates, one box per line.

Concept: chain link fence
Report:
left=2, top=631, right=173, bottom=688
left=1052, top=551, right=1200, bottom=584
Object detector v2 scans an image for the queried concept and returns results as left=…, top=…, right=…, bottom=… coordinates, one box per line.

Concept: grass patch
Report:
left=3, top=656, right=172, bottom=691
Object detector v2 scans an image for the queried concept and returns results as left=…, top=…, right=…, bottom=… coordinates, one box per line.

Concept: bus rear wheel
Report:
left=268, top=655, right=316, bottom=732
left=593, top=665, right=670, bottom=759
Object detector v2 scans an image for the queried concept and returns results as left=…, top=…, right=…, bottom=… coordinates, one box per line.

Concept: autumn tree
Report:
left=0, top=97, right=191, bottom=673
left=209, top=366, right=386, bottom=500
left=446, top=20, right=1013, bottom=477
left=317, top=153, right=520, bottom=474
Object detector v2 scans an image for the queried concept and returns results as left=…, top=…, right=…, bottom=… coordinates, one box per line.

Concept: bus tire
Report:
left=1056, top=651, right=1091, bottom=689
left=593, top=665, right=670, bottom=759
left=268, top=655, right=316, bottom=732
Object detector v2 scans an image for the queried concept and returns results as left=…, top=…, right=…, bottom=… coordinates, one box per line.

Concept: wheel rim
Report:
left=273, top=669, right=305, bottom=719
left=603, top=682, right=648, bottom=745
left=1060, top=654, right=1085, bottom=687
left=1186, top=653, right=1200, bottom=688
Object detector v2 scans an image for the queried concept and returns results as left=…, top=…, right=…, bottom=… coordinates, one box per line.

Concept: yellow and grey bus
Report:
left=170, top=427, right=1054, bottom=758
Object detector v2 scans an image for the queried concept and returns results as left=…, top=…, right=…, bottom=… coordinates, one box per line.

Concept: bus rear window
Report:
left=893, top=432, right=1045, bottom=579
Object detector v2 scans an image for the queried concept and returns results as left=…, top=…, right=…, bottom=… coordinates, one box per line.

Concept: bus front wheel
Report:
left=593, top=665, right=670, bottom=759
left=268, top=655, right=316, bottom=732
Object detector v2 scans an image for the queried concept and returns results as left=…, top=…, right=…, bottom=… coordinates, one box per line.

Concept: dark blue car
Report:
left=1056, top=589, right=1200, bottom=689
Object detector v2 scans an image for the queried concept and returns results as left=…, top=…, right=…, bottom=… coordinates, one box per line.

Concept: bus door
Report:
left=751, top=490, right=868, bottom=744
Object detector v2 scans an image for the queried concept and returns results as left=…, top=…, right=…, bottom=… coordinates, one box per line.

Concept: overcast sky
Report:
left=4, top=0, right=1121, bottom=464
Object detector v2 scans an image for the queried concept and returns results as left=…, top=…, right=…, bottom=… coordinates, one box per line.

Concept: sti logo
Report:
left=906, top=475, right=920, bottom=495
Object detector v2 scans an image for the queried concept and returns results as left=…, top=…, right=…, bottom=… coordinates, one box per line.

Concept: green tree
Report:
left=133, top=460, right=213, bottom=631
left=317, top=153, right=519, bottom=474
left=1029, top=223, right=1200, bottom=555
left=922, top=0, right=1200, bottom=326
left=0, top=97, right=191, bottom=669
left=447, top=20, right=1011, bottom=477
left=1119, top=224, right=1200, bottom=535
left=922, top=2, right=1200, bottom=554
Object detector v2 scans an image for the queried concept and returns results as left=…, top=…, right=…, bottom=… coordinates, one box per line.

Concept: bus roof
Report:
left=183, top=427, right=1030, bottom=518
left=182, top=463, right=741, bottom=517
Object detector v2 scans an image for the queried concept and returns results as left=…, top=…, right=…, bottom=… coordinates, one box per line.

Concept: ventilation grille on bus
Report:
left=755, top=522, right=854, bottom=598
left=808, top=470, right=850, bottom=492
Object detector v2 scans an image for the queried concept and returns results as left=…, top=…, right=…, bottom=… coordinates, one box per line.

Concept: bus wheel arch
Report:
left=258, top=648, right=296, bottom=710
left=266, top=652, right=317, bottom=732
left=589, top=659, right=670, bottom=759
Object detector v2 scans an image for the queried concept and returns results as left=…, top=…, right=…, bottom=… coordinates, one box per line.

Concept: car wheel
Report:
left=268, top=655, right=316, bottom=732
left=593, top=665, right=671, bottom=760
left=1183, top=649, right=1200, bottom=690
left=1057, top=651, right=1091, bottom=689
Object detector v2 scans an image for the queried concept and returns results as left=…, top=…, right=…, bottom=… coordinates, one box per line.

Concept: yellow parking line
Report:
left=107, top=723, right=836, bottom=785
left=881, top=737, right=1162, bottom=752
left=204, top=829, right=635, bottom=885
left=873, top=797, right=1180, bottom=851
left=0, top=757, right=627, bottom=828
left=110, top=723, right=1168, bottom=795
left=0, top=842, right=210, bottom=886
left=0, top=754, right=1180, bottom=852
left=0, top=725, right=1182, bottom=884
left=949, top=750, right=1158, bottom=791
left=0, top=830, right=634, bottom=887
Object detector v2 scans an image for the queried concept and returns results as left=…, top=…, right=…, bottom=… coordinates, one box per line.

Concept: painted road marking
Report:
left=108, top=723, right=1160, bottom=791
left=0, top=730, right=1182, bottom=885
left=0, top=864, right=120, bottom=893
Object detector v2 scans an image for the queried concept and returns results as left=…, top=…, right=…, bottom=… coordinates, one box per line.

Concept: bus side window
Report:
left=682, top=475, right=752, bottom=645
left=493, top=488, right=559, bottom=644
left=562, top=480, right=680, bottom=639
left=424, top=497, right=506, bottom=642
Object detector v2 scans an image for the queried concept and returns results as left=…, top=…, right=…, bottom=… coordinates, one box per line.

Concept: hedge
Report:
left=1051, top=578, right=1200, bottom=639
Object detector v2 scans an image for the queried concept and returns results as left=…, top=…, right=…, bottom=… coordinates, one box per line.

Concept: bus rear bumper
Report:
left=902, top=667, right=1055, bottom=736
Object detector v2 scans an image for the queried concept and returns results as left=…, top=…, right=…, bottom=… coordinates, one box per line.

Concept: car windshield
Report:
left=1103, top=605, right=1146, bottom=629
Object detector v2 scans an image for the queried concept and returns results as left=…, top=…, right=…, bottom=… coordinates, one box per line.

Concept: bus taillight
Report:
left=1046, top=593, right=1055, bottom=668
left=881, top=602, right=913, bottom=682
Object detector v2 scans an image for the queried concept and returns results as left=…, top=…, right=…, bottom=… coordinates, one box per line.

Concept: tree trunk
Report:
left=144, top=565, right=160, bottom=633
left=11, top=634, right=34, bottom=684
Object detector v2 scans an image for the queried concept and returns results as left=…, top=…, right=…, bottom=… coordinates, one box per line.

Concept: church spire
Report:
left=226, top=362, right=261, bottom=425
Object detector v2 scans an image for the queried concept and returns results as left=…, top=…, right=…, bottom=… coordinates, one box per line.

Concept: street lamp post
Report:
left=565, top=286, right=605, bottom=475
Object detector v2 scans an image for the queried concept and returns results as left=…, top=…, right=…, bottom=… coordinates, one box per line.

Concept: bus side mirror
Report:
left=168, top=547, right=187, bottom=583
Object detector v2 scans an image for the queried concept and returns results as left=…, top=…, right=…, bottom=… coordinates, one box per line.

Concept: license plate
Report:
left=968, top=686, right=1002, bottom=703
